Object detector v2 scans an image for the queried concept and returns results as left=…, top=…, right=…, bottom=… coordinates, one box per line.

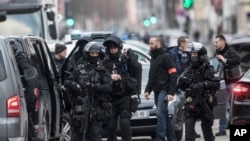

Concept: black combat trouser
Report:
left=185, top=108, right=215, bottom=141
left=105, top=96, right=132, bottom=141
left=73, top=117, right=103, bottom=141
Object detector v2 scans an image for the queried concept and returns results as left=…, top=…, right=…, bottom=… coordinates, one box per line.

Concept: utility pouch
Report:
left=126, top=77, right=137, bottom=94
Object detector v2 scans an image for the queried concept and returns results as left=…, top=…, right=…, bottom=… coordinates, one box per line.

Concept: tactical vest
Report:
left=77, top=63, right=101, bottom=96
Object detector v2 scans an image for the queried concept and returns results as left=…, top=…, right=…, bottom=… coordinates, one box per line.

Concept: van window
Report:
left=0, top=51, right=7, bottom=81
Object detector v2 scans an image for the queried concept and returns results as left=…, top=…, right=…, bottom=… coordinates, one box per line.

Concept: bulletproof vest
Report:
left=189, top=67, right=205, bottom=85
left=77, top=63, right=101, bottom=92
left=107, top=60, right=129, bottom=95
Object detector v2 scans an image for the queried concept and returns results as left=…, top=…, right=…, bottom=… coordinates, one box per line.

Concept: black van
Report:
left=7, top=36, right=72, bottom=140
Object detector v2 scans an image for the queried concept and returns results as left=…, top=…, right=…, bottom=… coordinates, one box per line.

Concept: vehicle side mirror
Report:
left=47, top=11, right=55, bottom=21
left=0, top=11, right=7, bottom=22
left=24, top=67, right=38, bottom=80
left=49, top=24, right=57, bottom=40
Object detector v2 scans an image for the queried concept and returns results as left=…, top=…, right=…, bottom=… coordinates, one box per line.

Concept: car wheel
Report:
left=175, top=129, right=183, bottom=141
left=59, top=113, right=72, bottom=141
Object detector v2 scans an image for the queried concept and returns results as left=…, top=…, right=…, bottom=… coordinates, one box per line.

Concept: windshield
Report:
left=0, top=9, right=44, bottom=38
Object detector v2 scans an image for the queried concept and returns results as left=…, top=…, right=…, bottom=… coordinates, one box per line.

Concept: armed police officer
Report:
left=102, top=35, right=142, bottom=141
left=178, top=42, right=220, bottom=141
left=64, top=42, right=112, bottom=141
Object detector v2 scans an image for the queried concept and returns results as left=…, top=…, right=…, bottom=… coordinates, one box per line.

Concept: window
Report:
left=0, top=51, right=7, bottom=81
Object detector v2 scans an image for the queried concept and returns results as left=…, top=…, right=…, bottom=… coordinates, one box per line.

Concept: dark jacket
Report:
left=168, top=46, right=189, bottom=76
left=145, top=47, right=177, bottom=95
left=178, top=63, right=220, bottom=111
left=53, top=55, right=65, bottom=73
left=216, top=44, right=241, bottom=84
left=65, top=61, right=112, bottom=98
left=103, top=49, right=142, bottom=98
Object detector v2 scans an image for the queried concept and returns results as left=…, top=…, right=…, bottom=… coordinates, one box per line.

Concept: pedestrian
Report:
left=144, top=36, right=178, bottom=141
left=178, top=42, right=220, bottom=141
left=63, top=42, right=113, bottom=141
left=53, top=43, right=67, bottom=72
left=102, top=35, right=142, bottom=141
left=214, top=34, right=241, bottom=136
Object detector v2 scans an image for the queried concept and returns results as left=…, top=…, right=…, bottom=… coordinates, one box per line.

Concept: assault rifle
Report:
left=185, top=88, right=213, bottom=124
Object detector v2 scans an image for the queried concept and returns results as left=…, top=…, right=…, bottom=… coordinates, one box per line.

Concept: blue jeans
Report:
left=219, top=83, right=235, bottom=131
left=154, top=89, right=177, bottom=141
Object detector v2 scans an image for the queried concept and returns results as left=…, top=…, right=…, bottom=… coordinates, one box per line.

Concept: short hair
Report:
left=177, top=36, right=189, bottom=46
left=150, top=36, right=161, bottom=42
left=215, top=34, right=226, bottom=42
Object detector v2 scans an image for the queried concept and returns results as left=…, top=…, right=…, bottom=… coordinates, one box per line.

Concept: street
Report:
left=103, top=119, right=229, bottom=141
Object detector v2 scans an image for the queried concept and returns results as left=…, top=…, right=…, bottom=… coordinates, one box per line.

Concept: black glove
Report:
left=192, top=82, right=205, bottom=89
left=178, top=76, right=192, bottom=84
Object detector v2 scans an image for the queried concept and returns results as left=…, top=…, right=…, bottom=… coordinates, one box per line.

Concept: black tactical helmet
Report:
left=184, top=42, right=207, bottom=56
left=84, top=42, right=101, bottom=53
left=103, top=35, right=123, bottom=50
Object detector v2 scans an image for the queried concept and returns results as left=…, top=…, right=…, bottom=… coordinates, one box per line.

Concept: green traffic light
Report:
left=150, top=16, right=157, bottom=24
left=183, top=0, right=193, bottom=9
left=66, top=18, right=75, bottom=27
left=144, top=19, right=150, bottom=27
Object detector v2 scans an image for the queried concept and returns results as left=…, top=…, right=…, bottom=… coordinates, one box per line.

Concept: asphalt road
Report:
left=103, top=119, right=229, bottom=141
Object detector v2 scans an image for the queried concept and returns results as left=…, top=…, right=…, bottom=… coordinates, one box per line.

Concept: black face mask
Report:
left=87, top=56, right=99, bottom=64
left=190, top=56, right=200, bottom=68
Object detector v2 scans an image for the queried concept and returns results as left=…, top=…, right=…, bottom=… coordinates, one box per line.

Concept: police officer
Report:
left=12, top=44, right=38, bottom=141
left=178, top=42, right=220, bottom=141
left=102, top=35, right=142, bottom=141
left=64, top=42, right=112, bottom=141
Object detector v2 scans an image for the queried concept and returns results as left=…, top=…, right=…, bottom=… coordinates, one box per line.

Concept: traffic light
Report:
left=66, top=17, right=75, bottom=27
left=150, top=16, right=157, bottom=24
left=183, top=0, right=193, bottom=9
left=143, top=19, right=150, bottom=27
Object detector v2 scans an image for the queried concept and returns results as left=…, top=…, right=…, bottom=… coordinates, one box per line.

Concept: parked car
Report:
left=0, top=36, right=29, bottom=140
left=229, top=37, right=250, bottom=74
left=7, top=36, right=72, bottom=140
left=227, top=36, right=250, bottom=125
left=229, top=68, right=250, bottom=125
left=124, top=39, right=150, bottom=53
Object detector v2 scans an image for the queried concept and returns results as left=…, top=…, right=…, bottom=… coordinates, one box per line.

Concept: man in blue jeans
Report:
left=144, top=36, right=177, bottom=141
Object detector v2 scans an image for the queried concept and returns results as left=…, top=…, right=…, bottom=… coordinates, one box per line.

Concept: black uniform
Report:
left=64, top=42, right=112, bottom=141
left=178, top=42, right=220, bottom=141
left=102, top=35, right=142, bottom=141
left=12, top=49, right=38, bottom=141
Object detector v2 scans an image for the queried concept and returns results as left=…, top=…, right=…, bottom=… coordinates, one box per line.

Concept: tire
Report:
left=175, top=128, right=183, bottom=141
left=59, top=113, right=72, bottom=141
